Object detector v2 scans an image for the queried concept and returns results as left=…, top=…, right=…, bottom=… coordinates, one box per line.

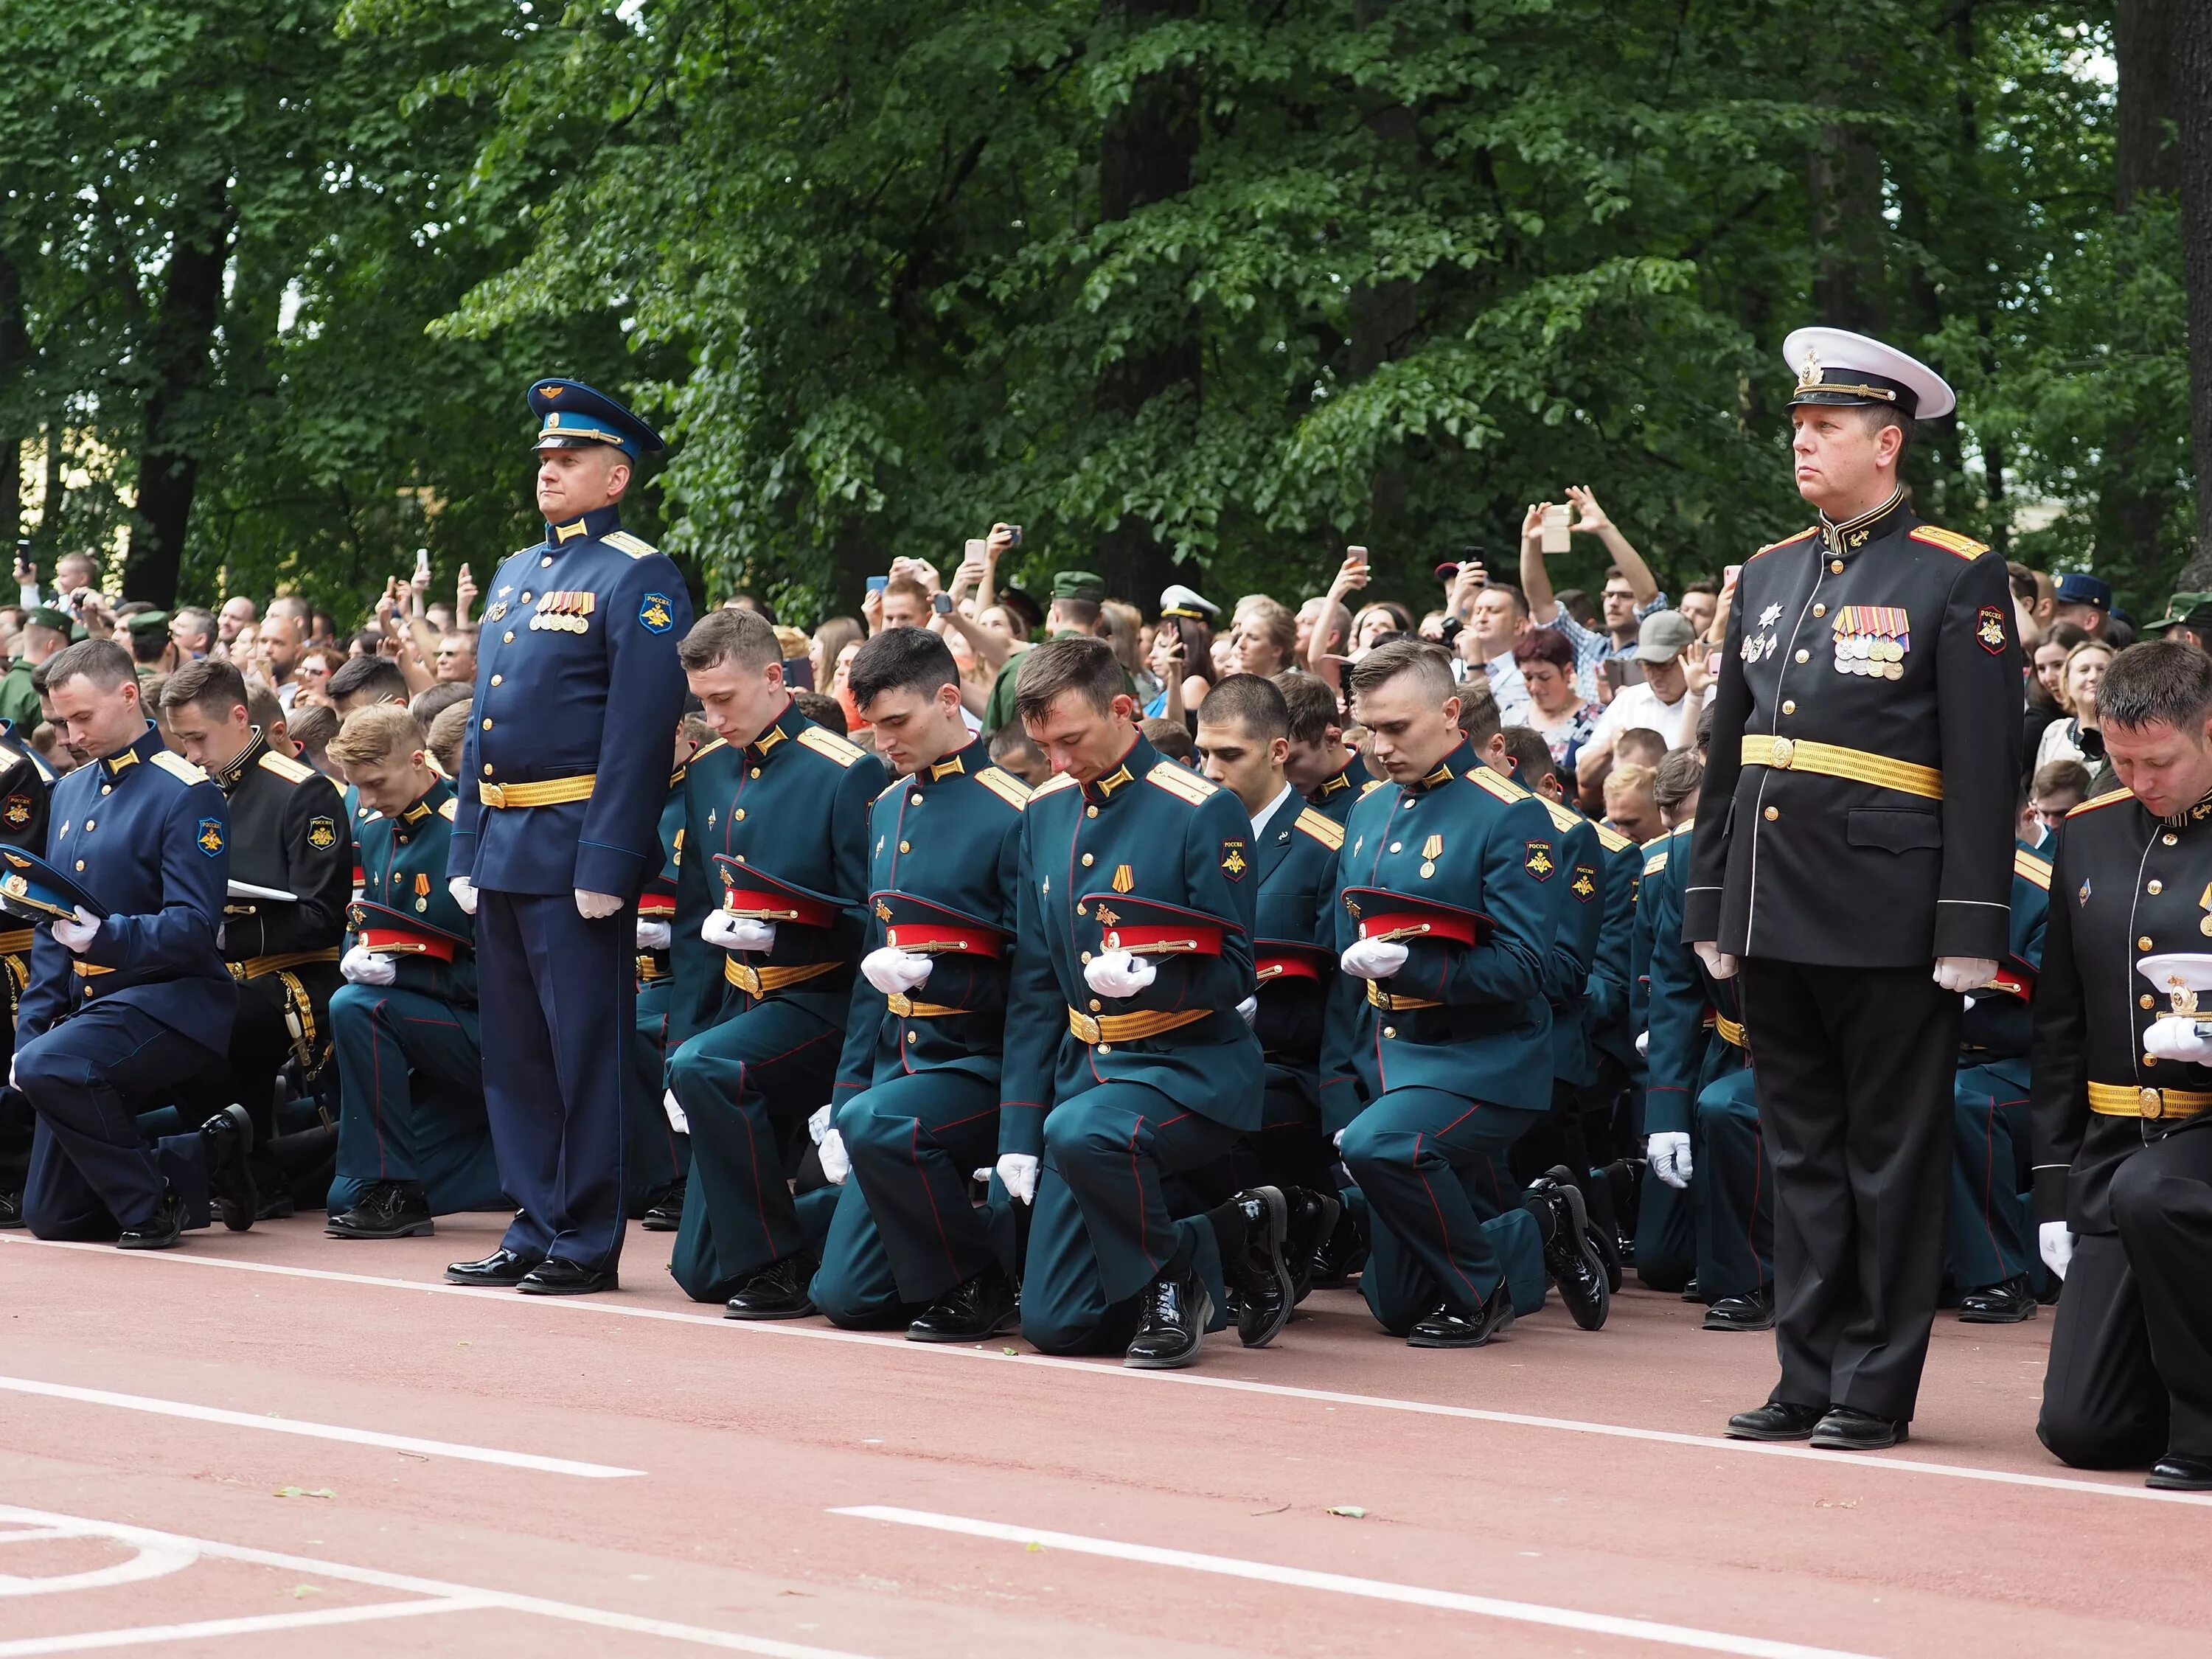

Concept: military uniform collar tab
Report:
left=926, top=740, right=985, bottom=785
left=1413, top=742, right=1473, bottom=793
left=745, top=696, right=804, bottom=764
left=1820, top=488, right=1909, bottom=553
left=2160, top=786, right=2212, bottom=830
left=669, top=764, right=688, bottom=790
left=402, top=796, right=434, bottom=825
left=1319, top=761, right=1361, bottom=797
left=543, top=504, right=624, bottom=546
left=214, top=727, right=268, bottom=793
left=102, top=723, right=166, bottom=777
left=1084, top=732, right=1151, bottom=804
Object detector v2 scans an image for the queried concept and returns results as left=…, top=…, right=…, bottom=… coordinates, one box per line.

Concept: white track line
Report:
left=0, top=1376, right=641, bottom=1479
left=835, top=1506, right=1880, bottom=1659
left=6, top=1234, right=2204, bottom=1509
left=0, top=1596, right=488, bottom=1655
left=0, top=1505, right=876, bottom=1658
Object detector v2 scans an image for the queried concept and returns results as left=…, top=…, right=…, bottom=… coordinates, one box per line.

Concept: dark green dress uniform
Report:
left=1946, top=841, right=2051, bottom=1303
left=1304, top=754, right=1374, bottom=829
left=0, top=722, right=54, bottom=1217
left=664, top=698, right=886, bottom=1303
left=812, top=741, right=1030, bottom=1326
left=1244, top=792, right=1347, bottom=1203
left=627, top=768, right=688, bottom=1222
left=189, top=733, right=349, bottom=1175
left=1509, top=795, right=1613, bottom=1204
left=327, top=778, right=501, bottom=1220
left=2032, top=786, right=2212, bottom=1474
left=1688, top=491, right=2020, bottom=1425
left=1631, top=824, right=1697, bottom=1288
left=1642, top=821, right=1771, bottom=1308
left=1002, top=734, right=1264, bottom=1354
left=1328, top=750, right=1556, bottom=1332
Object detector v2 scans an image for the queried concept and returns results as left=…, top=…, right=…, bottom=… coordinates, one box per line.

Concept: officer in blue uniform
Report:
left=0, top=716, right=55, bottom=1227
left=1944, top=838, right=2051, bottom=1321
left=1326, top=641, right=1610, bottom=1347
left=11, top=639, right=254, bottom=1245
left=662, top=608, right=885, bottom=1313
left=1002, top=639, right=1294, bottom=1369
left=444, top=378, right=692, bottom=1295
left=810, top=627, right=1029, bottom=1338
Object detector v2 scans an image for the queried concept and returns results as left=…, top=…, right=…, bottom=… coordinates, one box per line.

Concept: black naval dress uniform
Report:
left=0, top=721, right=54, bottom=1223
left=2032, top=785, right=2212, bottom=1485
left=1688, top=490, right=2020, bottom=1432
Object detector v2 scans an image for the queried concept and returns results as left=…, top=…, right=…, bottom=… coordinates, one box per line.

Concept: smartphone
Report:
left=12, top=540, right=27, bottom=582
left=1599, top=659, right=1630, bottom=695
left=1346, top=544, right=1368, bottom=568
left=1004, top=526, right=1023, bottom=549
left=964, top=538, right=987, bottom=562
left=1463, top=546, right=1489, bottom=585
left=1540, top=504, right=1572, bottom=555
left=782, top=656, right=815, bottom=691
left=866, top=575, right=889, bottom=595
left=414, top=546, right=432, bottom=581
left=1723, top=563, right=1742, bottom=585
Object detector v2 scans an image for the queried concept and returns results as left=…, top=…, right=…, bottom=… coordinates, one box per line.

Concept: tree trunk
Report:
left=1092, top=0, right=1200, bottom=604
left=1808, top=91, right=1886, bottom=331
left=124, top=186, right=232, bottom=607
left=2116, top=0, right=2180, bottom=212
left=2169, top=2, right=2212, bottom=584
left=1348, top=0, right=1417, bottom=546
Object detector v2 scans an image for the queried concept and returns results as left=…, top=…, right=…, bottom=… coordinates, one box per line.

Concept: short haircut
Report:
left=327, top=654, right=408, bottom=705
left=678, top=607, right=779, bottom=675
left=425, top=702, right=471, bottom=775
left=730, top=593, right=779, bottom=627
left=246, top=684, right=284, bottom=737
left=159, top=656, right=248, bottom=716
left=409, top=681, right=472, bottom=726
left=2030, top=756, right=2092, bottom=801
left=1054, top=596, right=1103, bottom=633
left=128, top=625, right=169, bottom=665
left=1605, top=761, right=1658, bottom=802
left=1477, top=582, right=1530, bottom=622
left=1273, top=670, right=1341, bottom=748
left=2040, top=621, right=2090, bottom=655
left=1680, top=579, right=1719, bottom=599
left=1193, top=672, right=1288, bottom=742
left=2007, top=563, right=2040, bottom=607
left=1456, top=676, right=1503, bottom=748
left=1856, top=403, right=1915, bottom=464
left=847, top=626, right=958, bottom=709
left=1495, top=726, right=1557, bottom=793
left=329, top=703, right=425, bottom=768
left=1140, top=716, right=1196, bottom=762
left=1653, top=748, right=1704, bottom=815
left=2097, top=640, right=2212, bottom=733
left=287, top=702, right=337, bottom=765
left=790, top=688, right=847, bottom=735
left=1615, top=727, right=1669, bottom=768
left=1347, top=639, right=1456, bottom=706
left=881, top=574, right=929, bottom=611
left=989, top=725, right=1045, bottom=768
left=1511, top=628, right=1574, bottom=675
left=1014, top=637, right=1124, bottom=724
left=43, top=638, right=133, bottom=693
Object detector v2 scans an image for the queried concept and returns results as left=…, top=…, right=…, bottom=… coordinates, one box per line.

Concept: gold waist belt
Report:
left=478, top=773, right=596, bottom=809
left=1366, top=981, right=1441, bottom=1012
left=888, top=992, right=970, bottom=1018
left=2087, top=1081, right=2212, bottom=1122
left=1066, top=1005, right=1211, bottom=1046
left=1741, top=735, right=1942, bottom=801
left=725, top=958, right=839, bottom=996
left=1715, top=1013, right=1747, bottom=1048
left=638, top=953, right=669, bottom=984
left=230, top=949, right=342, bottom=981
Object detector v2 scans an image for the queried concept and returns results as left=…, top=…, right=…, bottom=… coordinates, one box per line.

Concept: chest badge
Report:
left=529, top=591, right=597, bottom=634
left=1110, top=863, right=1136, bottom=894
left=1419, top=835, right=1443, bottom=879
left=1220, top=841, right=1248, bottom=881
left=1739, top=633, right=1777, bottom=664
left=2199, top=883, right=2212, bottom=938
left=484, top=600, right=509, bottom=623
left=1525, top=841, right=1555, bottom=880
left=197, top=818, right=226, bottom=858
left=2077, top=877, right=2091, bottom=908
left=1832, top=605, right=1910, bottom=679
left=307, top=815, right=336, bottom=850
left=1758, top=603, right=1783, bottom=628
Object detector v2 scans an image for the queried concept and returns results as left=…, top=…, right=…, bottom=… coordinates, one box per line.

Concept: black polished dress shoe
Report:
left=199, top=1104, right=258, bottom=1232
left=1703, top=1285, right=1776, bottom=1332
left=445, top=1247, right=544, bottom=1287
left=326, top=1181, right=435, bottom=1240
left=2147, top=1454, right=2212, bottom=1491
left=1810, top=1406, right=1909, bottom=1450
left=1408, top=1292, right=1514, bottom=1349
left=1307, top=1204, right=1368, bottom=1289
left=0, top=1189, right=24, bottom=1230
left=1524, top=1176, right=1609, bottom=1330
left=116, top=1183, right=185, bottom=1250
left=639, top=1180, right=686, bottom=1232
left=1281, top=1186, right=1340, bottom=1306
left=1125, top=1267, right=1210, bottom=1369
left=724, top=1253, right=818, bottom=1320
left=907, top=1260, right=1020, bottom=1343
left=1957, top=1273, right=2037, bottom=1324
left=518, top=1256, right=619, bottom=1295
left=1725, top=1400, right=1829, bottom=1441
left=1214, top=1186, right=1294, bottom=1349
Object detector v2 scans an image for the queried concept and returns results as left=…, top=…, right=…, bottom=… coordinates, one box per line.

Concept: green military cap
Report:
left=2149, top=591, right=2212, bottom=630
left=22, top=608, right=68, bottom=633
left=1051, top=569, right=1105, bottom=603
left=122, top=609, right=171, bottom=633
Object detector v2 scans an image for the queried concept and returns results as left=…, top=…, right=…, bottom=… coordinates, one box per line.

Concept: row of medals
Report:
left=1834, top=635, right=1905, bottom=680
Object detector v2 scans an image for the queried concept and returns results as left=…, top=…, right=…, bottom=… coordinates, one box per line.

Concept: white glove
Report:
left=575, top=888, right=622, bottom=920
left=1634, top=1029, right=1650, bottom=1058
left=636, top=919, right=672, bottom=951
left=1647, top=1130, right=1693, bottom=1190
left=448, top=876, right=478, bottom=916
left=1933, top=956, right=1997, bottom=994
left=861, top=947, right=933, bottom=995
left=662, top=1087, right=689, bottom=1134
left=2144, top=1016, right=2212, bottom=1064
left=1339, top=937, right=1409, bottom=981
left=2039, top=1220, right=2074, bottom=1281
left=1332, top=1127, right=1346, bottom=1152
left=1693, top=942, right=1739, bottom=981
left=995, top=1152, right=1040, bottom=1206
left=51, top=906, right=100, bottom=953
left=1083, top=949, right=1157, bottom=999
left=1236, top=995, right=1257, bottom=1024
left=341, top=944, right=397, bottom=986
left=7, top=1052, right=15, bottom=1090
left=818, top=1129, right=850, bottom=1185
left=702, top=911, right=776, bottom=953
left=807, top=1103, right=834, bottom=1144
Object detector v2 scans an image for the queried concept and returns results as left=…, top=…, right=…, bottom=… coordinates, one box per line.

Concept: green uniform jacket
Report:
left=1639, top=821, right=1746, bottom=1138
left=355, top=776, right=476, bottom=1003
left=1250, top=790, right=1346, bottom=1110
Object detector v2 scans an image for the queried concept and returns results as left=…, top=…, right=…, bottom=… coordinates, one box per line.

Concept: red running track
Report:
left=0, top=1214, right=2205, bottom=1657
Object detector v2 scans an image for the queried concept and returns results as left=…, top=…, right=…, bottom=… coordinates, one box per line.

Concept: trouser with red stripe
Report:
left=814, top=1069, right=1006, bottom=1324
left=1339, top=1085, right=1545, bottom=1329
left=327, top=983, right=501, bottom=1216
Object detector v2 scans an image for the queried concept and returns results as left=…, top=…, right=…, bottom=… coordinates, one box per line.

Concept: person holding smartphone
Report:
left=1518, top=491, right=1669, bottom=700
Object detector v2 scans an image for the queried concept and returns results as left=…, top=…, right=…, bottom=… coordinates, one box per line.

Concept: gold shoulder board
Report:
left=1293, top=807, right=1344, bottom=850
left=1751, top=527, right=1818, bottom=559
left=603, top=529, right=659, bottom=560
left=1147, top=765, right=1218, bottom=805
left=975, top=766, right=1032, bottom=810
left=2013, top=848, right=2051, bottom=890
left=259, top=749, right=316, bottom=784
left=796, top=726, right=869, bottom=768
left=1464, top=768, right=1526, bottom=803
left=1908, top=525, right=1991, bottom=560
left=1593, top=821, right=1635, bottom=855
left=151, top=751, right=207, bottom=785
left=2067, top=787, right=2132, bottom=818
left=1031, top=772, right=1078, bottom=799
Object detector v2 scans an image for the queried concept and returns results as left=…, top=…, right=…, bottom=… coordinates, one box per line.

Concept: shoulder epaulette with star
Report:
left=975, top=765, right=1032, bottom=810
left=1293, top=807, right=1343, bottom=850
left=1464, top=768, right=1527, bottom=803
left=796, top=726, right=869, bottom=768
left=2067, top=788, right=2132, bottom=818
left=1147, top=765, right=1218, bottom=806
left=1031, top=772, right=1078, bottom=800
left=258, top=749, right=316, bottom=785
left=2014, top=846, right=2052, bottom=890
left=151, top=751, right=206, bottom=785
left=602, top=529, right=659, bottom=560
left=1593, top=821, right=1635, bottom=855
left=1750, top=527, right=1817, bottom=560
left=1907, top=525, right=1990, bottom=560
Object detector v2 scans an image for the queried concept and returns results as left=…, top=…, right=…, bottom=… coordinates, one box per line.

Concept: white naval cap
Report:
left=1783, top=327, right=1955, bottom=422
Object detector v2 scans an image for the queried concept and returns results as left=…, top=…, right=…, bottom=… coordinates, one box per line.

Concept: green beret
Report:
left=123, top=609, right=171, bottom=633
left=1051, top=569, right=1105, bottom=603
left=23, top=608, right=68, bottom=633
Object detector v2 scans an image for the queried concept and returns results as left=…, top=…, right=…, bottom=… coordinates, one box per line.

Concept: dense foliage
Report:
left=0, top=1, right=2198, bottom=620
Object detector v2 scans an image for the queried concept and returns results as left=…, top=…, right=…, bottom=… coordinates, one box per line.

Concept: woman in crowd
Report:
left=1514, top=628, right=1602, bottom=789
left=2034, top=636, right=2115, bottom=774
left=1147, top=613, right=1217, bottom=729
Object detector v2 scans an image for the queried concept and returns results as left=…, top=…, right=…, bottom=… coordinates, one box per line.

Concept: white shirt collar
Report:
left=1252, top=780, right=1298, bottom=841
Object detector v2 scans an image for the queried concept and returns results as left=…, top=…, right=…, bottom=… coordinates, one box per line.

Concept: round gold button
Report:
left=480, top=718, right=492, bottom=730
left=898, top=841, right=910, bottom=852
left=2143, top=995, right=2158, bottom=1010
left=100, top=785, right=111, bottom=796
left=2140, top=936, right=2154, bottom=950
left=1812, top=604, right=1826, bottom=618
left=1382, top=1026, right=1397, bottom=1039
left=1795, top=649, right=1809, bottom=664
left=1388, top=842, right=1402, bottom=854
left=750, top=768, right=761, bottom=779
left=1831, top=560, right=1845, bottom=573
left=1081, top=853, right=1094, bottom=866
left=1096, top=1043, right=1112, bottom=1055
left=2144, top=1056, right=2159, bottom=1068
left=1080, top=951, right=1092, bottom=964
left=540, top=555, right=553, bottom=567
left=504, top=631, right=515, bottom=644
left=734, top=809, right=745, bottom=821
left=2149, top=880, right=2164, bottom=895
left=1086, top=806, right=1098, bottom=818
left=83, top=820, right=94, bottom=832
left=1077, top=904, right=1088, bottom=917
left=482, top=764, right=493, bottom=776
left=1763, top=806, right=1779, bottom=821
left=910, top=794, right=923, bottom=806
left=1089, top=999, right=1102, bottom=1012
left=521, top=591, right=533, bottom=604
left=1781, top=700, right=1796, bottom=715
left=490, top=675, right=502, bottom=687
left=2166, top=834, right=2180, bottom=846
left=906, top=1031, right=917, bottom=1043
left=74, top=860, right=84, bottom=872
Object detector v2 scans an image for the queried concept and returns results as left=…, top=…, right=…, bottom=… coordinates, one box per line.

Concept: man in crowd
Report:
left=0, top=609, right=69, bottom=732
left=1579, top=611, right=1697, bottom=778
left=1517, top=489, right=1669, bottom=698
left=2051, top=572, right=2112, bottom=641
left=1278, top=669, right=1370, bottom=824
left=1458, top=584, right=1534, bottom=727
